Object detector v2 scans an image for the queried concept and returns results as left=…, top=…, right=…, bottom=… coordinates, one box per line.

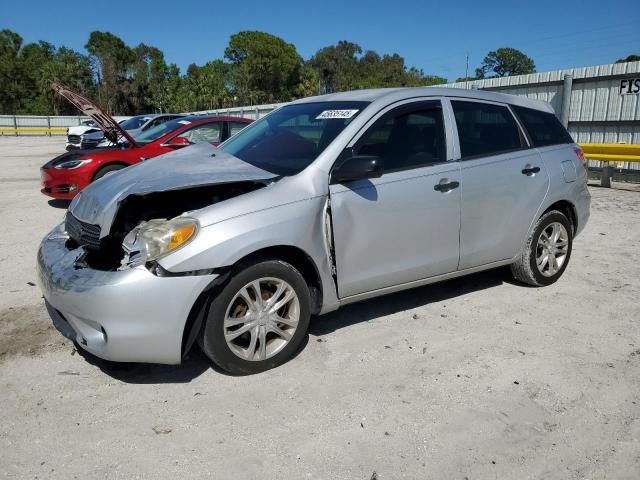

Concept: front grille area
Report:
left=55, top=184, right=76, bottom=194
left=67, top=135, right=81, bottom=144
left=65, top=213, right=102, bottom=250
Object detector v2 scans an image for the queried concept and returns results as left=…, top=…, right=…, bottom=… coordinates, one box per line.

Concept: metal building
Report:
left=443, top=61, right=640, bottom=145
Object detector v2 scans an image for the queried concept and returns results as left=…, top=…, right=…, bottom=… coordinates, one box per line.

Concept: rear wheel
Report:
left=199, top=259, right=311, bottom=375
left=93, top=163, right=125, bottom=181
left=510, top=210, right=573, bottom=286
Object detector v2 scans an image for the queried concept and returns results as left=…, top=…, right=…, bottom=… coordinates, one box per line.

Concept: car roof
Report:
left=127, top=113, right=184, bottom=121
left=181, top=115, right=253, bottom=123
left=290, top=87, right=555, bottom=113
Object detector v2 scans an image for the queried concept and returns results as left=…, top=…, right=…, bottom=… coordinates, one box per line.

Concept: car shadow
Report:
left=76, top=346, right=212, bottom=384
left=76, top=328, right=310, bottom=384
left=48, top=199, right=71, bottom=209
left=309, top=268, right=508, bottom=336
left=73, top=268, right=508, bottom=383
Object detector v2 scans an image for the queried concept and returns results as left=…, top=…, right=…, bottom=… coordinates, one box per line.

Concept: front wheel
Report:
left=510, top=210, right=573, bottom=286
left=199, top=259, right=311, bottom=375
left=93, top=163, right=125, bottom=181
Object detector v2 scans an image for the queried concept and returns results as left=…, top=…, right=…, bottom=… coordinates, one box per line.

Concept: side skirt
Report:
left=338, top=258, right=514, bottom=306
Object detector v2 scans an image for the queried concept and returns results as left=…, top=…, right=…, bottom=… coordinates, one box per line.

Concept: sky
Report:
left=3, top=0, right=639, bottom=81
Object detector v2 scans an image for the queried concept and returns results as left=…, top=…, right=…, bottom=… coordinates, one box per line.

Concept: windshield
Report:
left=120, top=116, right=150, bottom=130
left=135, top=118, right=193, bottom=144
left=220, top=101, right=369, bottom=175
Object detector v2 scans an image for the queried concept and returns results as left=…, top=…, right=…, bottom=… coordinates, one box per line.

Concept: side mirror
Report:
left=331, top=153, right=383, bottom=184
left=161, top=136, right=191, bottom=148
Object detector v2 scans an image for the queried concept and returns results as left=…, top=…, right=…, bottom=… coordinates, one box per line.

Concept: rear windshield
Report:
left=512, top=105, right=574, bottom=147
left=220, top=101, right=369, bottom=175
left=135, top=118, right=193, bottom=144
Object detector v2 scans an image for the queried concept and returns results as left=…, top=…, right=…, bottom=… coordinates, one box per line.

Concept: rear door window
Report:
left=229, top=121, right=249, bottom=137
left=452, top=101, right=524, bottom=159
left=512, top=105, right=574, bottom=146
left=177, top=122, right=222, bottom=144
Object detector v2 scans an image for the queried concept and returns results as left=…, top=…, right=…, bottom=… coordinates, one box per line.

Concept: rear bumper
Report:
left=574, top=183, right=591, bottom=237
left=37, top=223, right=216, bottom=364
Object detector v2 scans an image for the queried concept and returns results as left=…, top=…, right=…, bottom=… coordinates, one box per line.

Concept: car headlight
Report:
left=120, top=217, right=198, bottom=268
left=54, top=158, right=93, bottom=169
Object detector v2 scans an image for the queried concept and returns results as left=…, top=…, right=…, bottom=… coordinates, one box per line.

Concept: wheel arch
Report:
left=91, top=161, right=129, bottom=182
left=180, top=244, right=324, bottom=359
left=542, top=199, right=578, bottom=234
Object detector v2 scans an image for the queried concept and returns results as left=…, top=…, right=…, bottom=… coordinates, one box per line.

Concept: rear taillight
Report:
left=573, top=146, right=586, bottom=162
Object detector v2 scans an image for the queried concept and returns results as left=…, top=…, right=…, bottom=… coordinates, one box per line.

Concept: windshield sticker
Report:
left=177, top=120, right=192, bottom=125
left=316, top=109, right=359, bottom=120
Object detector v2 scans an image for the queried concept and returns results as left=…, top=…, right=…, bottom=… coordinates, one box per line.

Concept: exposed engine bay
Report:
left=66, top=181, right=268, bottom=271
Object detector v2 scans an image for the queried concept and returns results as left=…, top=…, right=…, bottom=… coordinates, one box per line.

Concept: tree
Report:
left=309, top=41, right=446, bottom=92
left=85, top=31, right=134, bottom=114
left=225, top=31, right=303, bottom=104
left=166, top=60, right=231, bottom=112
left=294, top=65, right=320, bottom=98
left=475, top=48, right=535, bottom=78
left=0, top=30, right=94, bottom=115
left=128, top=43, right=172, bottom=113
left=1, top=28, right=451, bottom=115
left=37, top=47, right=94, bottom=115
left=455, top=76, right=477, bottom=83
left=0, top=29, right=27, bottom=113
left=308, top=41, right=362, bottom=93
left=616, top=54, right=640, bottom=63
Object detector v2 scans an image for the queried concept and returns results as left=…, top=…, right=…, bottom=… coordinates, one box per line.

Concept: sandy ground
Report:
left=0, top=137, right=639, bottom=480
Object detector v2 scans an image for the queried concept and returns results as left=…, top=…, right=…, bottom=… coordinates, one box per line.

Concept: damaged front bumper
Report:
left=36, top=223, right=217, bottom=364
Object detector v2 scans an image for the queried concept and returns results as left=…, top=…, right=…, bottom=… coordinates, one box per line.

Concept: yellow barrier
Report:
left=0, top=127, right=68, bottom=134
left=579, top=143, right=640, bottom=163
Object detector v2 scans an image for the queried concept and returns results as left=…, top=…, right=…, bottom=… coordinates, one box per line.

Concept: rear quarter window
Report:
left=512, top=105, right=574, bottom=147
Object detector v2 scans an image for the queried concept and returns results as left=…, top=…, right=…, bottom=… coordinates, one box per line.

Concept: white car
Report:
left=66, top=118, right=131, bottom=150
left=89, top=114, right=185, bottom=149
left=65, top=120, right=100, bottom=150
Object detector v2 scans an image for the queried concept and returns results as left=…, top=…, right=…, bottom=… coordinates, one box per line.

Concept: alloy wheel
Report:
left=223, top=277, right=300, bottom=361
left=536, top=222, right=569, bottom=277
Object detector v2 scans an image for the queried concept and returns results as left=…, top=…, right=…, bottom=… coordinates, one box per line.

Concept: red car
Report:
left=41, top=85, right=253, bottom=199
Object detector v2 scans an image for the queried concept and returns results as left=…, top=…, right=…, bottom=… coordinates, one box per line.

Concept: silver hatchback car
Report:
left=38, top=88, right=590, bottom=374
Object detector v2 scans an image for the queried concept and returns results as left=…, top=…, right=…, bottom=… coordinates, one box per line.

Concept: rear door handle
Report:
left=522, top=165, right=541, bottom=176
left=434, top=179, right=460, bottom=193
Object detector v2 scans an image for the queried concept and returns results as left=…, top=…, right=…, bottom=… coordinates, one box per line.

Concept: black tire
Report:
left=510, top=210, right=573, bottom=286
left=93, top=163, right=125, bottom=181
left=198, top=258, right=311, bottom=375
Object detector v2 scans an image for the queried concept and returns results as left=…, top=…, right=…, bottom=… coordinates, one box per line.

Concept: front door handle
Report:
left=434, top=179, right=460, bottom=193
left=522, top=165, right=541, bottom=176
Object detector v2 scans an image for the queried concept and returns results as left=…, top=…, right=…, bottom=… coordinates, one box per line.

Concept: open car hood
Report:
left=69, top=143, right=278, bottom=236
left=52, top=83, right=138, bottom=147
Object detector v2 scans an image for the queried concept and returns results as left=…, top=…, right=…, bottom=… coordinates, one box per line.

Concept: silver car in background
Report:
left=37, top=87, right=590, bottom=374
left=82, top=114, right=185, bottom=149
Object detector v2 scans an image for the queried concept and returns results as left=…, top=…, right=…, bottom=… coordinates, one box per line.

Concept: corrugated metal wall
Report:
left=187, top=103, right=286, bottom=120
left=444, top=61, right=640, bottom=144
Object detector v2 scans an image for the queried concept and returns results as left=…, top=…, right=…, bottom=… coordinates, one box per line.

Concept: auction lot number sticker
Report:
left=316, top=109, right=359, bottom=119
